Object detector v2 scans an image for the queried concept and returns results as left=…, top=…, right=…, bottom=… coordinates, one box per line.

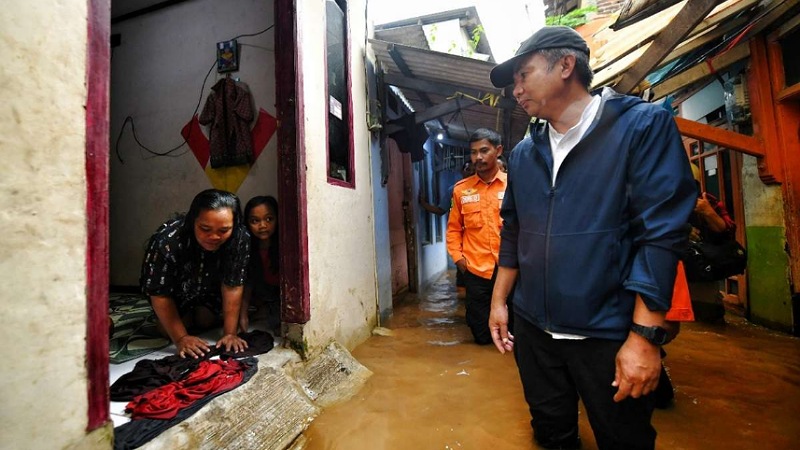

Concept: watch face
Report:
left=652, top=327, right=668, bottom=345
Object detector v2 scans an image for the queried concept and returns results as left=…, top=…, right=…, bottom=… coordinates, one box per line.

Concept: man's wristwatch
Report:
left=630, top=323, right=669, bottom=346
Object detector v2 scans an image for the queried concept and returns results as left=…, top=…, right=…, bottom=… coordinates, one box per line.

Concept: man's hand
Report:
left=456, top=258, right=468, bottom=273
left=176, top=335, right=211, bottom=359
left=489, top=303, right=514, bottom=354
left=612, top=332, right=662, bottom=402
left=689, top=226, right=701, bottom=242
left=216, top=333, right=248, bottom=354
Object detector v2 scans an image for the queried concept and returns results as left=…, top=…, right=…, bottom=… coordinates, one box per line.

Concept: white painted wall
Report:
left=110, top=0, right=278, bottom=285
left=0, top=1, right=108, bottom=448
left=299, top=0, right=380, bottom=351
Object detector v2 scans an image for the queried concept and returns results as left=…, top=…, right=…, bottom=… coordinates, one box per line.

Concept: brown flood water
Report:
left=303, top=272, right=800, bottom=450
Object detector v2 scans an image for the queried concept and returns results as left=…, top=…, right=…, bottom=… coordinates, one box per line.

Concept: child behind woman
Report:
left=240, top=195, right=281, bottom=333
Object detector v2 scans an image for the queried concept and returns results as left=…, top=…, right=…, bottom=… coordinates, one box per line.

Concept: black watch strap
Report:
left=630, top=323, right=668, bottom=346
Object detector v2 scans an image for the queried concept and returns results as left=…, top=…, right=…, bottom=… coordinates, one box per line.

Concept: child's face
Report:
left=247, top=204, right=277, bottom=241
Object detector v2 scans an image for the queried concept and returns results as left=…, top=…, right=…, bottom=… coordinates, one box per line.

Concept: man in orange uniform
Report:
left=446, top=128, right=510, bottom=345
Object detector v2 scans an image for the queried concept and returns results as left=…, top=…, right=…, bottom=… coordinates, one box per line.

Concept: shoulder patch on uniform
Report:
left=454, top=177, right=470, bottom=187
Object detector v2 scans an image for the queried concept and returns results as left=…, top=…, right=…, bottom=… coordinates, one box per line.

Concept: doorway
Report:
left=685, top=135, right=748, bottom=312
left=386, top=137, right=414, bottom=296
left=89, top=0, right=306, bottom=428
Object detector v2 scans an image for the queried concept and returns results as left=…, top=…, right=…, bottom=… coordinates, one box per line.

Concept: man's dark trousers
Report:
left=462, top=268, right=513, bottom=345
left=514, top=313, right=656, bottom=450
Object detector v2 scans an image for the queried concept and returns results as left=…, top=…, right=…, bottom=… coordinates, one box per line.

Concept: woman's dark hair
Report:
left=244, top=195, right=280, bottom=275
left=181, top=189, right=247, bottom=266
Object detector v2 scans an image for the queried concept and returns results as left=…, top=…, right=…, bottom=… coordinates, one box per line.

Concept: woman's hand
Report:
left=217, top=333, right=248, bottom=354
left=176, top=335, right=211, bottom=359
left=694, top=193, right=717, bottom=219
left=694, top=193, right=730, bottom=233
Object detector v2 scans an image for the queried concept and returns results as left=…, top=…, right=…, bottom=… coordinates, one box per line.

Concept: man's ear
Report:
left=561, top=54, right=577, bottom=80
left=497, top=145, right=504, bottom=156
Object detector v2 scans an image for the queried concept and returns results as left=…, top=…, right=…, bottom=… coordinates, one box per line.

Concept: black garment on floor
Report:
left=221, top=329, right=274, bottom=359
left=110, top=330, right=273, bottom=401
left=113, top=357, right=258, bottom=450
left=110, top=354, right=200, bottom=401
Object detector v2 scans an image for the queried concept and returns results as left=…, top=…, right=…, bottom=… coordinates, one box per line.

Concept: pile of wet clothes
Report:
left=112, top=330, right=274, bottom=450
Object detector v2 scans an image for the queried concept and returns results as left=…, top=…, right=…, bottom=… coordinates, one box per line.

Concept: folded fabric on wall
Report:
left=109, top=293, right=170, bottom=364
left=113, top=357, right=258, bottom=450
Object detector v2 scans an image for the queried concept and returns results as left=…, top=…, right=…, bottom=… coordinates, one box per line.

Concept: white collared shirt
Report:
left=548, top=94, right=602, bottom=186
left=545, top=94, right=602, bottom=340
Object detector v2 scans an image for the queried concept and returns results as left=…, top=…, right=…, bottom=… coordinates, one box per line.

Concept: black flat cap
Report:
left=490, top=26, right=590, bottom=88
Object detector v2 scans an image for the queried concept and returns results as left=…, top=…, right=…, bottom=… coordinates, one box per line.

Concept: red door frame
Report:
left=275, top=0, right=311, bottom=323
left=86, top=0, right=310, bottom=428
left=86, top=0, right=111, bottom=430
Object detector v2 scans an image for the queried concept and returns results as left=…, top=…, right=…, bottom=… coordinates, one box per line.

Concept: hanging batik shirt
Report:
left=140, top=216, right=249, bottom=311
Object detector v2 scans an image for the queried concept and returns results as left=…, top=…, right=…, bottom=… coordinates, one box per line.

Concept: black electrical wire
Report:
left=115, top=24, right=275, bottom=163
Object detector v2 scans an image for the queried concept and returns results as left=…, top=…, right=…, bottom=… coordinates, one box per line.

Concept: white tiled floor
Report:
left=109, top=320, right=279, bottom=427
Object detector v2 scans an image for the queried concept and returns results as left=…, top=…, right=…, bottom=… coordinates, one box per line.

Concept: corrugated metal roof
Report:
left=370, top=39, right=530, bottom=143
left=371, top=39, right=498, bottom=92
left=374, top=25, right=430, bottom=50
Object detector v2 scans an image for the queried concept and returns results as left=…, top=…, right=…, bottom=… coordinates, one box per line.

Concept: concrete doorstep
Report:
left=136, top=342, right=372, bottom=450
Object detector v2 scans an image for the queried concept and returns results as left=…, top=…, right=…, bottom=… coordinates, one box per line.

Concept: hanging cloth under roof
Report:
left=388, top=113, right=426, bottom=162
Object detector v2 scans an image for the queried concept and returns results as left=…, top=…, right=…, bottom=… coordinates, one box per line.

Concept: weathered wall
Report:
left=300, top=0, right=379, bottom=352
left=0, top=1, right=107, bottom=448
left=109, top=0, right=278, bottom=285
left=742, top=155, right=793, bottom=330
left=364, top=52, right=394, bottom=321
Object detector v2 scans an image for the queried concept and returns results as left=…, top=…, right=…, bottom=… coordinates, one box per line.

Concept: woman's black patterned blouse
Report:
left=140, top=216, right=250, bottom=312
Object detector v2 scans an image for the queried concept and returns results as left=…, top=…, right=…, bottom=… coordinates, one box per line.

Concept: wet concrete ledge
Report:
left=136, top=342, right=372, bottom=450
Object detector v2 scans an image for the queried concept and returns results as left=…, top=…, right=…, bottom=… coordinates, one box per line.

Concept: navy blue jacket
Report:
left=499, top=89, right=696, bottom=341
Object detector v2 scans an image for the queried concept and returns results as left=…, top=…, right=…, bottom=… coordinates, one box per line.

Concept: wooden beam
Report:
left=652, top=43, right=750, bottom=100
left=747, top=35, right=784, bottom=184
left=659, top=16, right=748, bottom=71
left=674, top=116, right=765, bottom=157
left=653, top=0, right=797, bottom=100
left=615, top=0, right=724, bottom=93
left=386, top=98, right=479, bottom=134
left=383, top=73, right=518, bottom=110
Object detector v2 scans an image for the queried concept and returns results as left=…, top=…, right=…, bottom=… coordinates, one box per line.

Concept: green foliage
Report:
left=545, top=6, right=597, bottom=29
left=469, top=25, right=484, bottom=52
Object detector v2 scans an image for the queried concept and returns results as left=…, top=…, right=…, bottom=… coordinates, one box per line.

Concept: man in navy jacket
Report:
left=488, top=26, right=695, bottom=450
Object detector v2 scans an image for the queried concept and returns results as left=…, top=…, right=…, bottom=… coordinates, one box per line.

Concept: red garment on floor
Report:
left=125, top=358, right=246, bottom=420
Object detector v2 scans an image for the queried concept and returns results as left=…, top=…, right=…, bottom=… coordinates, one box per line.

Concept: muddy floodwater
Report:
left=303, top=272, right=800, bottom=449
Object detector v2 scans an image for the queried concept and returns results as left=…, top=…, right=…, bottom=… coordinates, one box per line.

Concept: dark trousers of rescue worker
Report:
left=514, top=313, right=656, bottom=450
left=462, top=268, right=513, bottom=345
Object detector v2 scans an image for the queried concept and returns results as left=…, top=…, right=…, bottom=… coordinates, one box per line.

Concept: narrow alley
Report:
left=302, top=271, right=800, bottom=450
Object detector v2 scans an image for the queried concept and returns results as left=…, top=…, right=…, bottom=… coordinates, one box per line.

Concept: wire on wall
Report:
left=115, top=24, right=275, bottom=163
